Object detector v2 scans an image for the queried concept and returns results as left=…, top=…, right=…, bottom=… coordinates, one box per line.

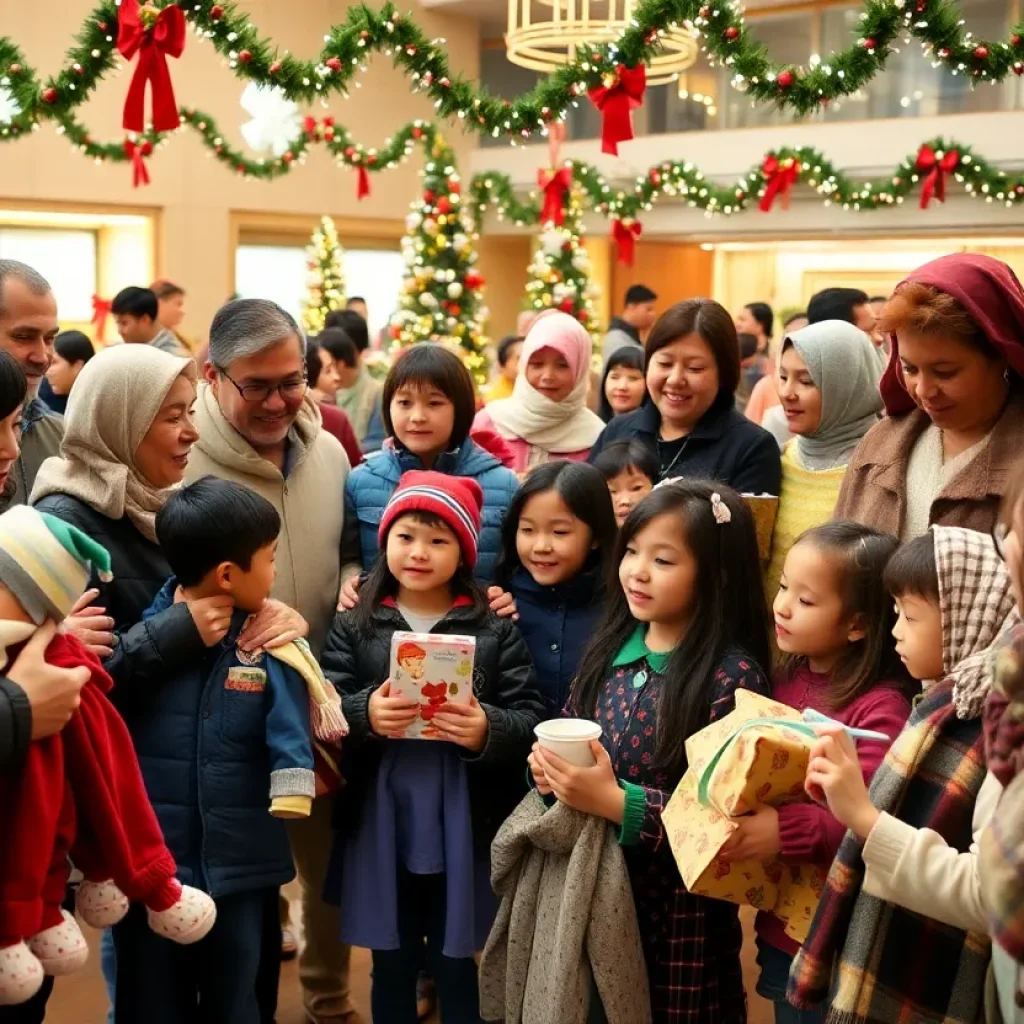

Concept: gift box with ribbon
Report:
left=663, top=689, right=827, bottom=943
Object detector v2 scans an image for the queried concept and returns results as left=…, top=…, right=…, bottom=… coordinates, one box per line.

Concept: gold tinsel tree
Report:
left=301, top=215, right=346, bottom=334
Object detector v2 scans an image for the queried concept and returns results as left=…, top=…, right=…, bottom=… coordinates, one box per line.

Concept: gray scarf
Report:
left=786, top=321, right=884, bottom=471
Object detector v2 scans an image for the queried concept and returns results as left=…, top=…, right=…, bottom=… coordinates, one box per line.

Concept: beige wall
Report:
left=1, top=0, right=480, bottom=336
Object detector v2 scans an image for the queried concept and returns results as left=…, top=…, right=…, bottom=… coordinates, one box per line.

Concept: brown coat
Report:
left=833, top=391, right=1024, bottom=536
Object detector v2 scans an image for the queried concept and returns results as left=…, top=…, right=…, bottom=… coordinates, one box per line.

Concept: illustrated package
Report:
left=389, top=631, right=477, bottom=740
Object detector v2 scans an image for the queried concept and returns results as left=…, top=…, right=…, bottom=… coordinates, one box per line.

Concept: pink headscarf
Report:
left=519, top=311, right=589, bottom=383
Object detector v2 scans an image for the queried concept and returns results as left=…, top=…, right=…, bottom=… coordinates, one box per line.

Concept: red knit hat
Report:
left=379, top=471, right=484, bottom=569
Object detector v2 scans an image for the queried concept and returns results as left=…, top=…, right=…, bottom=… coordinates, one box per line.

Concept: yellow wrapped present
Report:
left=663, top=690, right=827, bottom=943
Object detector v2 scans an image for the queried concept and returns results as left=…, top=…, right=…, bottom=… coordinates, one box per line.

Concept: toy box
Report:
left=389, top=631, right=477, bottom=740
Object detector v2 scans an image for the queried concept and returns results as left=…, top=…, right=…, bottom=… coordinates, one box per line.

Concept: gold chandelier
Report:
left=506, top=0, right=699, bottom=86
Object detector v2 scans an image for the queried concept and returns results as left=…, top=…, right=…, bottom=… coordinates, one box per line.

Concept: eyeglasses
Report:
left=219, top=369, right=307, bottom=404
left=993, top=521, right=1009, bottom=561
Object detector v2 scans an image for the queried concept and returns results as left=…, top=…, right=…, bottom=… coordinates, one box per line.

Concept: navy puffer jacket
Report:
left=340, top=438, right=519, bottom=583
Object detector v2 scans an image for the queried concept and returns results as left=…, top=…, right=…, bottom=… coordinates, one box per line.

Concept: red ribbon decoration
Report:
left=90, top=295, right=113, bottom=342
left=124, top=139, right=152, bottom=187
left=611, top=218, right=642, bottom=266
left=916, top=144, right=959, bottom=208
left=117, top=1, right=186, bottom=133
left=356, top=165, right=371, bottom=200
left=537, top=166, right=572, bottom=225
left=588, top=64, right=646, bottom=156
left=759, top=155, right=801, bottom=212
left=303, top=116, right=318, bottom=138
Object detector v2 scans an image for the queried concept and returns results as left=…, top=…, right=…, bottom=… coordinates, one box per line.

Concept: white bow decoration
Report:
left=239, top=82, right=301, bottom=158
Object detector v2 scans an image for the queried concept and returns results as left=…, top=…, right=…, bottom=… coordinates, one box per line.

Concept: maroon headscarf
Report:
left=880, top=252, right=1024, bottom=415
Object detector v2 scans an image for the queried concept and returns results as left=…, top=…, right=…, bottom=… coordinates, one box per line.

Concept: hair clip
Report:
left=710, top=493, right=732, bottom=525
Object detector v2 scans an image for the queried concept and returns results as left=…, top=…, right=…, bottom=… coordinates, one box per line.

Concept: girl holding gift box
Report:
left=725, top=522, right=916, bottom=1023
left=528, top=479, right=772, bottom=1023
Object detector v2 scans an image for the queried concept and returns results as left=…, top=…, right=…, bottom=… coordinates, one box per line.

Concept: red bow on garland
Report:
left=611, top=218, right=642, bottom=265
left=537, top=166, right=572, bottom=225
left=90, top=295, right=113, bottom=342
left=356, top=166, right=371, bottom=200
left=588, top=64, right=646, bottom=156
left=915, top=144, right=959, bottom=208
left=124, top=139, right=152, bottom=188
left=117, top=1, right=186, bottom=134
left=759, top=155, right=801, bottom=212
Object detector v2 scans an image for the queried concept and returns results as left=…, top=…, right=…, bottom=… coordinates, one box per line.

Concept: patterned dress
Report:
left=585, top=627, right=771, bottom=1023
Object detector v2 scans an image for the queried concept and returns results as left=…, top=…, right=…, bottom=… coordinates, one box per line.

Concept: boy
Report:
left=592, top=440, right=659, bottom=526
left=110, top=477, right=342, bottom=1023
left=110, top=286, right=187, bottom=356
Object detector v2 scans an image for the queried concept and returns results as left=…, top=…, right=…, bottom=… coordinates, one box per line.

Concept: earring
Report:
left=1005, top=367, right=1012, bottom=384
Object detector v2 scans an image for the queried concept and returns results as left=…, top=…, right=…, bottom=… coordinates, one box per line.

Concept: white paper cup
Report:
left=534, top=719, right=603, bottom=767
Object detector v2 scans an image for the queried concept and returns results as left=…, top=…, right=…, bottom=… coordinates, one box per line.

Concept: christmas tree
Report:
left=523, top=187, right=598, bottom=336
left=301, top=216, right=346, bottom=335
left=389, top=133, right=489, bottom=387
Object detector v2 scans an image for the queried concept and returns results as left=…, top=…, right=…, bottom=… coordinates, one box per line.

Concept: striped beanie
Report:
left=0, top=505, right=113, bottom=625
left=379, top=471, right=483, bottom=569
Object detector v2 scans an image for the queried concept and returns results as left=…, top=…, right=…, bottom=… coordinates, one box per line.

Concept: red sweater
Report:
left=319, top=402, right=363, bottom=468
left=756, top=662, right=912, bottom=954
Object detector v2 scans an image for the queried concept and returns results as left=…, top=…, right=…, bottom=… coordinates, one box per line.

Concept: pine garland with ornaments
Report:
left=524, top=189, right=598, bottom=333
left=389, top=133, right=489, bottom=387
left=301, top=216, right=346, bottom=335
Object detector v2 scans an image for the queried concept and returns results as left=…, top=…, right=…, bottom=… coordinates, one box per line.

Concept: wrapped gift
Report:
left=389, top=632, right=476, bottom=740
left=742, top=494, right=779, bottom=563
left=664, top=689, right=827, bottom=943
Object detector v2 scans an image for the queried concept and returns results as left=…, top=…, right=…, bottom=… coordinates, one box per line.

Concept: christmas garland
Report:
left=1, top=0, right=1022, bottom=148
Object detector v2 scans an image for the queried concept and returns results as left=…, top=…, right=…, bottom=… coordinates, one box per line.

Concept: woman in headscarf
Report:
left=835, top=252, right=1024, bottom=539
left=764, top=321, right=884, bottom=601
left=472, top=311, right=605, bottom=472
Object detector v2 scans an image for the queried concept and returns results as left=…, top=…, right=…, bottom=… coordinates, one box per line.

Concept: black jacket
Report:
left=32, top=493, right=206, bottom=701
left=0, top=676, right=30, bottom=769
left=588, top=391, right=782, bottom=495
left=321, top=598, right=544, bottom=849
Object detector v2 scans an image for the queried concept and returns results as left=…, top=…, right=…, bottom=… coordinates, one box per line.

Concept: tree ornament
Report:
left=326, top=57, right=342, bottom=72
left=41, top=87, right=57, bottom=104
left=238, top=50, right=253, bottom=64
left=777, top=69, right=794, bottom=88
left=269, top=60, right=282, bottom=74
left=974, top=46, right=989, bottom=59
left=1014, top=61, right=1024, bottom=75
left=725, top=27, right=739, bottom=41
left=436, top=196, right=452, bottom=214
left=209, top=5, right=224, bottom=19
left=447, top=282, right=463, bottom=299
left=860, top=38, right=876, bottom=49
left=117, top=0, right=186, bottom=133
left=239, top=83, right=301, bottom=158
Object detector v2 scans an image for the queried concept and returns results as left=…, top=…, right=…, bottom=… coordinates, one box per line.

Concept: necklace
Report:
left=657, top=432, right=692, bottom=480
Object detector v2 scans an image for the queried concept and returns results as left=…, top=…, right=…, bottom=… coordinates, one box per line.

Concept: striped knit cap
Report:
left=0, top=505, right=113, bottom=624
left=379, top=470, right=483, bottom=569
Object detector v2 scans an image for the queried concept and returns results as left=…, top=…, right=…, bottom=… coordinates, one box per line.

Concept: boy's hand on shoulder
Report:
left=368, top=679, right=419, bottom=738
left=434, top=695, right=489, bottom=752
left=186, top=595, right=235, bottom=648
left=337, top=576, right=361, bottom=612
left=487, top=586, right=518, bottom=621
left=239, top=599, right=308, bottom=652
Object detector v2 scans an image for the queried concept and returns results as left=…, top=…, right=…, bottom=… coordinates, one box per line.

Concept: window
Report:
left=234, top=243, right=405, bottom=341
left=0, top=227, right=97, bottom=322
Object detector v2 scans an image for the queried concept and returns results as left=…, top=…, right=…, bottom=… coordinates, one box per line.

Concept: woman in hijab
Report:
left=835, top=252, right=1024, bottom=539
left=764, top=321, right=884, bottom=602
left=473, top=311, right=605, bottom=472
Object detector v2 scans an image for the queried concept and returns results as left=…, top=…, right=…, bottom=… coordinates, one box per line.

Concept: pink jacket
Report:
left=472, top=409, right=591, bottom=474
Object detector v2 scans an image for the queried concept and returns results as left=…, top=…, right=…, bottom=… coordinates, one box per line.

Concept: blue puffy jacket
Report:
left=123, top=580, right=315, bottom=898
left=341, top=439, right=519, bottom=583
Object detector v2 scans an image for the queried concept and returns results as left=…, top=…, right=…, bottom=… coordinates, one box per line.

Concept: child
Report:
left=790, top=526, right=1017, bottom=1024
left=599, top=345, right=646, bottom=422
left=474, top=311, right=605, bottom=472
left=322, top=470, right=544, bottom=1024
left=494, top=461, right=617, bottom=717
left=529, top=479, right=772, bottom=1022
left=341, top=344, right=519, bottom=592
left=726, top=522, right=914, bottom=1023
left=110, top=477, right=342, bottom=1022
left=483, top=335, right=523, bottom=405
left=593, top=440, right=659, bottom=528
left=0, top=505, right=215, bottom=1007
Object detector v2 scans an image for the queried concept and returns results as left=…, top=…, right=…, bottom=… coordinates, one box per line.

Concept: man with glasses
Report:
left=188, top=298, right=358, bottom=1024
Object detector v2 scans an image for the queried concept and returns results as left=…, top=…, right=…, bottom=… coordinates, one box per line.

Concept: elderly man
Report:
left=0, top=260, right=63, bottom=507
left=187, top=298, right=356, bottom=1024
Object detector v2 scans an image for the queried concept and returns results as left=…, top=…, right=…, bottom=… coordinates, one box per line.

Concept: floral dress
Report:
left=585, top=625, right=771, bottom=1023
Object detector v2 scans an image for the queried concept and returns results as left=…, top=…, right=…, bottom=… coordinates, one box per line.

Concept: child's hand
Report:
left=534, top=741, right=625, bottom=823
left=720, top=806, right=781, bottom=862
left=528, top=743, right=554, bottom=795
left=433, top=695, right=489, bottom=752
left=486, top=587, right=518, bottom=621
left=186, top=595, right=235, bottom=647
left=368, top=679, right=419, bottom=738
left=805, top=725, right=880, bottom=840
left=239, top=600, right=308, bottom=652
left=64, top=588, right=115, bottom=658
left=338, top=576, right=361, bottom=612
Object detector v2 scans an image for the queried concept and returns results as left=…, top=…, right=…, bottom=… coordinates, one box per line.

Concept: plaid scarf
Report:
left=788, top=527, right=1015, bottom=1024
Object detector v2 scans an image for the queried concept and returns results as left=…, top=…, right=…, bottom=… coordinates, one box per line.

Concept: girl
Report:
left=341, top=344, right=519, bottom=592
left=727, top=522, right=914, bottom=1023
left=599, top=345, right=646, bottom=422
left=305, top=337, right=363, bottom=468
left=593, top=441, right=659, bottom=527
left=42, top=330, right=95, bottom=416
left=473, top=311, right=605, bottom=472
left=322, top=470, right=543, bottom=1024
left=529, top=479, right=772, bottom=1023
left=494, top=461, right=618, bottom=717
left=763, top=321, right=883, bottom=604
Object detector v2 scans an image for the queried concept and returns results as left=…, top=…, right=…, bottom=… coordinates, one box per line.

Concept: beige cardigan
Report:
left=862, top=770, right=1002, bottom=933
left=187, top=384, right=349, bottom=656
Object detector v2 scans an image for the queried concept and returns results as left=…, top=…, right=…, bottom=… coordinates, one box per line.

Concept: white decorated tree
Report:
left=301, top=216, right=346, bottom=335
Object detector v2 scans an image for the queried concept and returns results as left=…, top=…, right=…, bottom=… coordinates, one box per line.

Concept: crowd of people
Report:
left=0, top=250, right=1023, bottom=1024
